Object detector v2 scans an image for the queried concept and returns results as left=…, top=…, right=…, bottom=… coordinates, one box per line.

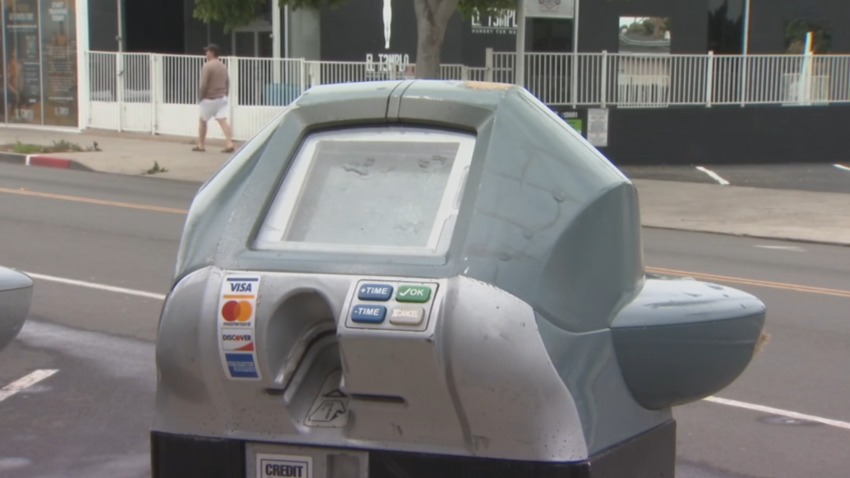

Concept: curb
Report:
left=1, top=148, right=847, bottom=249
left=642, top=225, right=850, bottom=248
left=0, top=151, right=93, bottom=171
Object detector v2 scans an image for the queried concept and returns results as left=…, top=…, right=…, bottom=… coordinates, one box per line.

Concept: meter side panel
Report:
left=398, top=84, right=644, bottom=335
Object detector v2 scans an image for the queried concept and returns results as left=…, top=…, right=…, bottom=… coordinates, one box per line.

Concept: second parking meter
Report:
left=151, top=80, right=766, bottom=478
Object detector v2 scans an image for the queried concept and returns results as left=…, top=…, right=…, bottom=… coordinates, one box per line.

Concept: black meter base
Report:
left=151, top=420, right=675, bottom=478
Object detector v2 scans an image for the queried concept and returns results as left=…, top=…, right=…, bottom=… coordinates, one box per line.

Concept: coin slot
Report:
left=349, top=394, right=407, bottom=406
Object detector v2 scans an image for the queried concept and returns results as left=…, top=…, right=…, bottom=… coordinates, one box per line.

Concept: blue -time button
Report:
left=357, top=283, right=394, bottom=301
left=351, top=305, right=387, bottom=323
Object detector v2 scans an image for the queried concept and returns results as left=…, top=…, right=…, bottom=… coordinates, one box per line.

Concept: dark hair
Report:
left=204, top=43, right=221, bottom=57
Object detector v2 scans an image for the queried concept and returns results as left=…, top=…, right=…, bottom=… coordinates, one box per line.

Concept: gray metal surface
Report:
left=611, top=278, right=766, bottom=410
left=154, top=269, right=588, bottom=461
left=0, top=267, right=32, bottom=352
left=154, top=79, right=765, bottom=462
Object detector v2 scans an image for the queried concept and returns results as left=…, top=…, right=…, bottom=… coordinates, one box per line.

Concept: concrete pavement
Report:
left=3, top=167, right=850, bottom=477
left=1, top=126, right=848, bottom=247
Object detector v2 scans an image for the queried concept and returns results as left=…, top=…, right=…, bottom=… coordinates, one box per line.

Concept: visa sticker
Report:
left=218, top=274, right=262, bottom=380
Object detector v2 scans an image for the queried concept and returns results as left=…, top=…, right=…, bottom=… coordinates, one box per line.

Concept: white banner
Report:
left=524, top=0, right=576, bottom=19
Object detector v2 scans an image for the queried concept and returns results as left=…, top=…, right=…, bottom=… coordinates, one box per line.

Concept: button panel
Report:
left=351, top=305, right=387, bottom=323
left=346, top=280, right=438, bottom=331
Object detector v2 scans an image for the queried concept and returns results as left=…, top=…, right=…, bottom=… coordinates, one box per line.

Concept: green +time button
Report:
left=396, top=285, right=432, bottom=303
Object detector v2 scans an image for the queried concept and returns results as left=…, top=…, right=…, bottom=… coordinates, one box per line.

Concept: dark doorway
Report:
left=125, top=0, right=184, bottom=53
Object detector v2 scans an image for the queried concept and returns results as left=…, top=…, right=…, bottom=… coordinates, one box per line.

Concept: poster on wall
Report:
left=0, top=0, right=77, bottom=127
left=40, top=0, right=76, bottom=126
left=363, top=0, right=413, bottom=78
left=4, top=0, right=42, bottom=124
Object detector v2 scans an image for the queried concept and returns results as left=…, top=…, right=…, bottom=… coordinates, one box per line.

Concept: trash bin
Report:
left=152, top=80, right=766, bottom=478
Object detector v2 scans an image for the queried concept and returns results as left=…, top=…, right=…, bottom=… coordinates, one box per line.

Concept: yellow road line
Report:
left=647, top=266, right=850, bottom=299
left=0, top=186, right=189, bottom=214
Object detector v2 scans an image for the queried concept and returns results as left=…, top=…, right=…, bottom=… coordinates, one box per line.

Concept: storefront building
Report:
left=0, top=0, right=80, bottom=128
left=2, top=0, right=848, bottom=166
left=97, top=0, right=849, bottom=61
left=4, top=0, right=847, bottom=129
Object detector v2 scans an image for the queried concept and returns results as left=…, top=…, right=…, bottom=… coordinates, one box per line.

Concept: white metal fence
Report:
left=84, top=51, right=493, bottom=140
left=83, top=50, right=850, bottom=140
left=498, top=51, right=850, bottom=108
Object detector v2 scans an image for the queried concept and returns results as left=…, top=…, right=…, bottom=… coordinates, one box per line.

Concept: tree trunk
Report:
left=413, top=0, right=459, bottom=79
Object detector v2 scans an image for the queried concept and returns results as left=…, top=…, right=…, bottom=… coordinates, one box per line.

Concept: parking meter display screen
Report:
left=256, top=127, right=475, bottom=257
left=288, top=141, right=456, bottom=247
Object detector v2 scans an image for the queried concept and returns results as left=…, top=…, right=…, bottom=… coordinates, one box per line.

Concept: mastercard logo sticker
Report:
left=221, top=300, right=254, bottom=322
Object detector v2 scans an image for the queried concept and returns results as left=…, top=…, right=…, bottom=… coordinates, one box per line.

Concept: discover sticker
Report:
left=218, top=274, right=262, bottom=380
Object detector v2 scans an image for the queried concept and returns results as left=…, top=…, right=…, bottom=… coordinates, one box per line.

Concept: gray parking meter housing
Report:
left=0, top=267, right=33, bottom=352
left=152, top=80, right=766, bottom=478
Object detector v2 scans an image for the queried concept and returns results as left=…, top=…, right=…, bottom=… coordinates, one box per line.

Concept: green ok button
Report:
left=396, top=285, right=432, bottom=303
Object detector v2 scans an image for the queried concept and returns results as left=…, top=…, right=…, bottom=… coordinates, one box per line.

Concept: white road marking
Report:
left=695, top=166, right=730, bottom=185
left=0, top=369, right=59, bottom=403
left=834, top=163, right=850, bottom=173
left=754, top=245, right=806, bottom=252
left=705, top=396, right=850, bottom=431
left=25, top=272, right=166, bottom=301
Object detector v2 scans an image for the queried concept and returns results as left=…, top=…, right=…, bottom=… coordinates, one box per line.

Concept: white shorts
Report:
left=199, top=97, right=228, bottom=121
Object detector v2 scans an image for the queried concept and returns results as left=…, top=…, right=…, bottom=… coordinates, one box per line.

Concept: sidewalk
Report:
left=1, top=127, right=848, bottom=246
left=0, top=127, right=235, bottom=181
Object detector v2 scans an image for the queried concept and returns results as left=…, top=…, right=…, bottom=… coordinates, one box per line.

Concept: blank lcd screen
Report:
left=255, top=127, right=475, bottom=257
left=286, top=140, right=458, bottom=247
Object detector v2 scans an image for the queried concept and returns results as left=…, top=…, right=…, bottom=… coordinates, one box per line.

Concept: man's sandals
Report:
left=192, top=146, right=235, bottom=153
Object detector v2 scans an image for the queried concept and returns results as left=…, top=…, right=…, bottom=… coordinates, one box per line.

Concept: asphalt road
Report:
left=620, top=163, right=850, bottom=194
left=1, top=163, right=849, bottom=478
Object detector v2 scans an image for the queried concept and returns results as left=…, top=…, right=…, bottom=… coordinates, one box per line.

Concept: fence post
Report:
left=799, top=34, right=814, bottom=106
left=149, top=54, right=159, bottom=135
left=228, top=56, right=239, bottom=132
left=298, top=59, right=307, bottom=95
left=78, top=51, right=91, bottom=130
left=571, top=52, right=578, bottom=108
left=740, top=54, right=748, bottom=107
left=461, top=65, right=469, bottom=81
left=116, top=52, right=124, bottom=132
left=706, top=51, right=714, bottom=108
left=309, top=61, right=321, bottom=88
left=601, top=50, right=608, bottom=108
left=485, top=48, right=494, bottom=82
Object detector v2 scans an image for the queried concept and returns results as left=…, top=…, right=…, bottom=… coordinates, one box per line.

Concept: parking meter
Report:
left=152, top=80, right=766, bottom=478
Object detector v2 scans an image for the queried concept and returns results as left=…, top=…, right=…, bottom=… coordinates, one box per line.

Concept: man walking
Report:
left=194, top=44, right=235, bottom=153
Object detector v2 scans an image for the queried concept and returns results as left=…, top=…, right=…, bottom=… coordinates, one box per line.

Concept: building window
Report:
left=707, top=0, right=744, bottom=54
left=619, top=17, right=671, bottom=54
left=531, top=18, right=573, bottom=53
left=616, top=17, right=672, bottom=108
left=784, top=20, right=832, bottom=54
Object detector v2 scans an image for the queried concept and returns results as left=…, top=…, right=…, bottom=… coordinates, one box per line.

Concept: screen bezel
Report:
left=253, top=126, right=476, bottom=258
